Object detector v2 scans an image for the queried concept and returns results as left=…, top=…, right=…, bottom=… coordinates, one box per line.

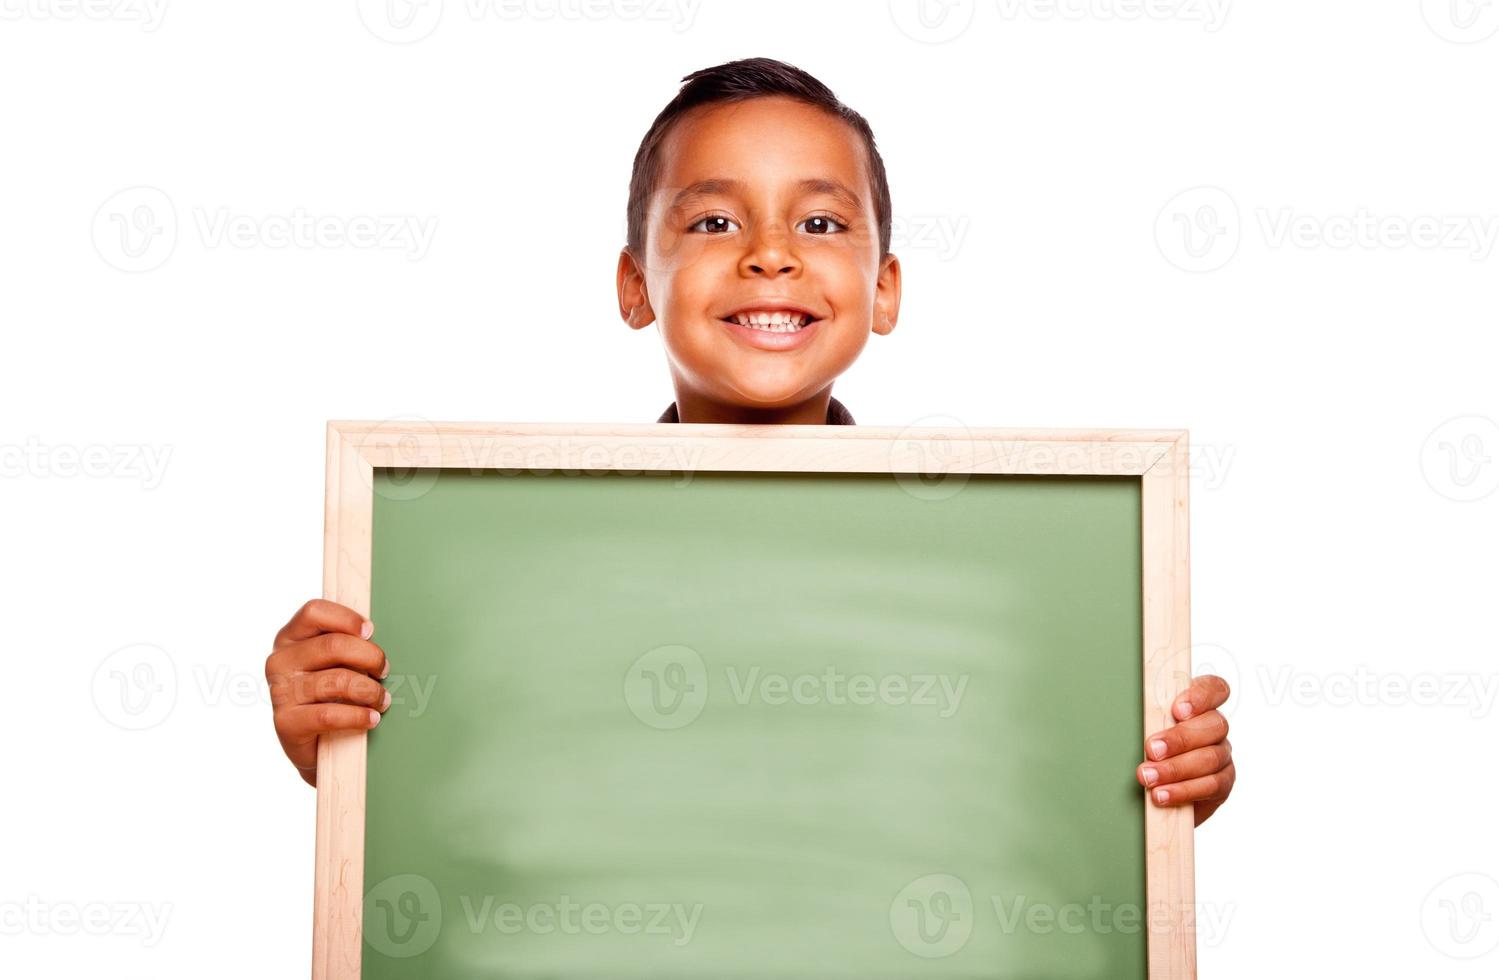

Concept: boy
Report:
left=264, top=58, right=1235, bottom=826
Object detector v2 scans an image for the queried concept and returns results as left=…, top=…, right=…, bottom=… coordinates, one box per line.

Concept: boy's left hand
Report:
left=1136, top=675, right=1235, bottom=827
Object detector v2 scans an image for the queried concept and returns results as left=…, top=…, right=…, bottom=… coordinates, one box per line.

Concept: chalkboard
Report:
left=312, top=423, right=1195, bottom=980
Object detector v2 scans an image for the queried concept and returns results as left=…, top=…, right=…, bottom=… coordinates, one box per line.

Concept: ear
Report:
left=617, top=248, right=656, bottom=330
left=872, top=252, right=901, bottom=336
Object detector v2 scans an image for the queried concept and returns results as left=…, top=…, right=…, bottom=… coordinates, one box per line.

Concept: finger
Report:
left=1173, top=674, right=1231, bottom=722
left=1145, top=709, right=1229, bottom=760
left=1138, top=741, right=1231, bottom=788
left=274, top=702, right=383, bottom=741
left=281, top=632, right=388, bottom=679
left=1149, top=762, right=1235, bottom=808
left=273, top=668, right=390, bottom=711
left=274, top=599, right=372, bottom=650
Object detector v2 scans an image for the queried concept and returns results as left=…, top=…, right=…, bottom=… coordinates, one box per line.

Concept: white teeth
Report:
left=730, top=311, right=810, bottom=332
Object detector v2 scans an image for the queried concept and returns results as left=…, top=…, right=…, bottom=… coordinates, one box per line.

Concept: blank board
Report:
left=313, top=422, right=1195, bottom=979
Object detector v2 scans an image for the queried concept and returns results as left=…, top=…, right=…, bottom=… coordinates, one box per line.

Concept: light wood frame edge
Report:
left=313, top=421, right=1196, bottom=979
left=313, top=423, right=373, bottom=980
left=1142, top=432, right=1197, bottom=978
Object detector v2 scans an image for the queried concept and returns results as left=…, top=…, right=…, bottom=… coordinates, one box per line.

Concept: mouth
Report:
left=716, top=305, right=824, bottom=352
left=718, top=309, right=817, bottom=333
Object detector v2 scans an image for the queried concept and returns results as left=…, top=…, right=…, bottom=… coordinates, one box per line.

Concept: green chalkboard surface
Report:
left=363, top=468, right=1145, bottom=979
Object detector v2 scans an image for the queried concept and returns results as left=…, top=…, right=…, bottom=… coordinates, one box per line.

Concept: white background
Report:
left=3, top=0, right=1497, bottom=976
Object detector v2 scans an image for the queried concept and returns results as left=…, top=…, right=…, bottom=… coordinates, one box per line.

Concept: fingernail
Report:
left=1153, top=788, right=1169, bottom=805
left=1141, top=767, right=1159, bottom=787
left=380, top=690, right=392, bottom=711
left=1149, top=739, right=1168, bottom=759
left=379, top=660, right=390, bottom=680
left=368, top=710, right=380, bottom=727
left=360, top=620, right=374, bottom=640
left=1175, top=700, right=1193, bottom=719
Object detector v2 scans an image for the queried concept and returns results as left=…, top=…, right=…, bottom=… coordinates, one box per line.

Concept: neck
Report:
left=673, top=388, right=834, bottom=425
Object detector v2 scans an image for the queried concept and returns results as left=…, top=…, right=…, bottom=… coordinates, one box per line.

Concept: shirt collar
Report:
left=656, top=396, right=855, bottom=425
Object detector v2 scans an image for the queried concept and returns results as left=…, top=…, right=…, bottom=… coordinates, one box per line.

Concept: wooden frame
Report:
left=313, top=420, right=1195, bottom=979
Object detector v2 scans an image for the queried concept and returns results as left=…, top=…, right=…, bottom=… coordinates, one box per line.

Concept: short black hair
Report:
left=626, top=57, right=892, bottom=260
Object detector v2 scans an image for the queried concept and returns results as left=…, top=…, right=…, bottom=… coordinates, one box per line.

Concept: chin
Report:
left=717, top=375, right=823, bottom=410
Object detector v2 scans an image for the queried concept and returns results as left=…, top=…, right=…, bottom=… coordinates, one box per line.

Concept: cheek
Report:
left=819, top=249, right=878, bottom=314
left=656, top=265, right=719, bottom=322
left=642, top=226, right=714, bottom=283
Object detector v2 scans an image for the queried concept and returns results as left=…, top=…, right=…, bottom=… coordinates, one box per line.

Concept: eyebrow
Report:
left=671, top=177, right=864, bottom=211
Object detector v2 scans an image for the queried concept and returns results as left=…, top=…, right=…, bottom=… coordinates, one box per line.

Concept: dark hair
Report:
left=626, top=57, right=892, bottom=260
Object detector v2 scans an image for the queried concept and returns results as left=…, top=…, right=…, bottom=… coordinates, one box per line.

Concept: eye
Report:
left=689, top=214, right=740, bottom=234
left=798, top=215, right=847, bottom=235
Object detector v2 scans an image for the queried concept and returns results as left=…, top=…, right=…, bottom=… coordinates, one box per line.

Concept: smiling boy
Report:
left=265, top=57, right=1235, bottom=826
left=617, top=63, right=895, bottom=426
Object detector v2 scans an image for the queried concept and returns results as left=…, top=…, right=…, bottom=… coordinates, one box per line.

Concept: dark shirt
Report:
left=656, top=396, right=856, bottom=425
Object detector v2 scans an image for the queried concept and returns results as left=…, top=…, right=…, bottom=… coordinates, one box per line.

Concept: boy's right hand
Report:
left=265, top=599, right=390, bottom=787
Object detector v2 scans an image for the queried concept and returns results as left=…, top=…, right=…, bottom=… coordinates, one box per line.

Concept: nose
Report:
left=738, top=222, right=801, bottom=278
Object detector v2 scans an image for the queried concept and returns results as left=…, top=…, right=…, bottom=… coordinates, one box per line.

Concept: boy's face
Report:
left=619, top=96, right=900, bottom=419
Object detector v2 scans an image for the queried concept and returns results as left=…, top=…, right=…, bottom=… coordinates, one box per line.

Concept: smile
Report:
left=723, top=310, right=811, bottom=333
left=717, top=307, right=823, bottom=351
